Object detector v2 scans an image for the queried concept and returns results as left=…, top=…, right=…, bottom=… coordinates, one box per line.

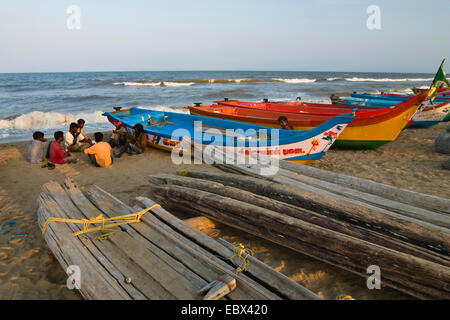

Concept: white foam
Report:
left=136, top=106, right=189, bottom=114
left=272, top=78, right=316, bottom=84
left=345, top=77, right=433, bottom=82
left=162, top=81, right=195, bottom=87
left=202, top=78, right=257, bottom=83
left=0, top=110, right=107, bottom=130
left=113, top=82, right=162, bottom=86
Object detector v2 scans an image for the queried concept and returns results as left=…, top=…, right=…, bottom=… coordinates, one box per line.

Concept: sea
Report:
left=0, top=70, right=434, bottom=143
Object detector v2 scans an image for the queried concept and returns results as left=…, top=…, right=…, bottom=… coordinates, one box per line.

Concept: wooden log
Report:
left=85, top=185, right=278, bottom=300
left=277, top=158, right=450, bottom=214
left=62, top=179, right=215, bottom=290
left=197, top=144, right=450, bottom=215
left=37, top=187, right=132, bottom=300
left=45, top=180, right=198, bottom=299
left=147, top=183, right=450, bottom=300
left=148, top=174, right=450, bottom=267
left=42, top=183, right=151, bottom=300
left=178, top=170, right=450, bottom=255
left=136, top=196, right=321, bottom=300
left=274, top=169, right=450, bottom=228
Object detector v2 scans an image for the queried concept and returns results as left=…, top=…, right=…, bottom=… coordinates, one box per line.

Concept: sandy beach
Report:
left=0, top=123, right=448, bottom=300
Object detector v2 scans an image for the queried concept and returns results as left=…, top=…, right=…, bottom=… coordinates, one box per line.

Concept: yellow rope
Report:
left=229, top=243, right=253, bottom=273
left=42, top=204, right=161, bottom=240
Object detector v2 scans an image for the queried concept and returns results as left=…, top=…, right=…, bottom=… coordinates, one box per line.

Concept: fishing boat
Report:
left=330, top=94, right=450, bottom=127
left=102, top=107, right=355, bottom=164
left=189, top=91, right=429, bottom=149
left=351, top=93, right=449, bottom=103
left=330, top=95, right=403, bottom=107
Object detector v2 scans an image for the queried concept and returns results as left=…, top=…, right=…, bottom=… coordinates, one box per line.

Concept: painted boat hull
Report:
left=191, top=93, right=428, bottom=149
left=331, top=95, right=450, bottom=128
left=102, top=107, right=354, bottom=163
left=352, top=93, right=450, bottom=103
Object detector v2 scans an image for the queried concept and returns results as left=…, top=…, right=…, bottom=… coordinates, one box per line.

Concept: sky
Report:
left=0, top=0, right=449, bottom=73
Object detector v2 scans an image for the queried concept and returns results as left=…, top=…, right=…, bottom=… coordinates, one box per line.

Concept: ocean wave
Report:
left=76, top=95, right=112, bottom=102
left=272, top=78, right=316, bottom=84
left=389, top=88, right=414, bottom=94
left=113, top=81, right=162, bottom=86
left=137, top=106, right=189, bottom=113
left=0, top=110, right=107, bottom=130
left=0, top=84, right=20, bottom=88
left=192, top=78, right=261, bottom=84
left=325, top=77, right=345, bottom=82
left=162, top=81, right=195, bottom=87
left=345, top=77, right=433, bottom=82
left=205, top=88, right=256, bottom=99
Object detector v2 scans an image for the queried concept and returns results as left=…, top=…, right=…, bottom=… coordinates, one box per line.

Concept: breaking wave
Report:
left=0, top=110, right=108, bottom=130
left=345, top=77, right=433, bottom=82
left=113, top=81, right=162, bottom=87
left=162, top=82, right=195, bottom=87
left=137, top=106, right=189, bottom=113
left=193, top=78, right=261, bottom=84
left=272, top=78, right=317, bottom=84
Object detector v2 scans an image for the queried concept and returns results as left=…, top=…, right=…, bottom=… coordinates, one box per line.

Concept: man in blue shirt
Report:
left=26, top=131, right=50, bottom=164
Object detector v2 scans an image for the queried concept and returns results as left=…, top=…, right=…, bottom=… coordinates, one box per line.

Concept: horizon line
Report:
left=0, top=69, right=437, bottom=75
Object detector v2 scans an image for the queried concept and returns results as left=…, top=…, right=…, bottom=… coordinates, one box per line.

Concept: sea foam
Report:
left=0, top=110, right=108, bottom=130
left=113, top=82, right=162, bottom=86
left=272, top=78, right=317, bottom=84
left=162, top=82, right=195, bottom=87
left=345, top=77, right=433, bottom=82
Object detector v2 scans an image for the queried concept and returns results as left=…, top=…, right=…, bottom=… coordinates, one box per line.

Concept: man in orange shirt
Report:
left=84, top=132, right=113, bottom=167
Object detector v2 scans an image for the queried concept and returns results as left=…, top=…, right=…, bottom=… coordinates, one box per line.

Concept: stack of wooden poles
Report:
left=146, top=147, right=450, bottom=299
left=37, top=178, right=319, bottom=300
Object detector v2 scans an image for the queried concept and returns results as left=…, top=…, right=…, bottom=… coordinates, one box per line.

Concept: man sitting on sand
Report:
left=108, top=122, right=127, bottom=148
left=278, top=116, right=294, bottom=130
left=84, top=132, right=113, bottom=167
left=77, top=119, right=93, bottom=145
left=65, top=122, right=92, bottom=152
left=26, top=131, right=50, bottom=163
left=49, top=131, right=77, bottom=164
left=116, top=124, right=148, bottom=158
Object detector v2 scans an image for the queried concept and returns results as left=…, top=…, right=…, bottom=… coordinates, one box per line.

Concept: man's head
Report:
left=69, top=122, right=79, bottom=134
left=77, top=119, right=85, bottom=128
left=33, top=131, right=44, bottom=141
left=278, top=116, right=288, bottom=127
left=134, top=124, right=144, bottom=135
left=94, top=132, right=103, bottom=143
left=54, top=131, right=64, bottom=142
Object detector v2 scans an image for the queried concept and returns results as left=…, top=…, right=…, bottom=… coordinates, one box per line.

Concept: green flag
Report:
left=430, top=59, right=449, bottom=102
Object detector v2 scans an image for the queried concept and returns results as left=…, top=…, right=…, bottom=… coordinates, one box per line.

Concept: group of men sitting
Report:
left=26, top=119, right=149, bottom=168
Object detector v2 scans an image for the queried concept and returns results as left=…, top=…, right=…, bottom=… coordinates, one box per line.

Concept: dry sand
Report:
left=0, top=123, right=448, bottom=300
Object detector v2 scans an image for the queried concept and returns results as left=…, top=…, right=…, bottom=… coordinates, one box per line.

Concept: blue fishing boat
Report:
left=102, top=107, right=355, bottom=164
left=351, top=93, right=449, bottom=104
left=331, top=95, right=401, bottom=107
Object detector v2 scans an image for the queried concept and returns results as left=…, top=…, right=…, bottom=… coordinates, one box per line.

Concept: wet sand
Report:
left=0, top=123, right=448, bottom=299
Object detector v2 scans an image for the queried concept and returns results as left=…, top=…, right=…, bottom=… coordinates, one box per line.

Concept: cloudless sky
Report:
left=0, top=0, right=449, bottom=73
